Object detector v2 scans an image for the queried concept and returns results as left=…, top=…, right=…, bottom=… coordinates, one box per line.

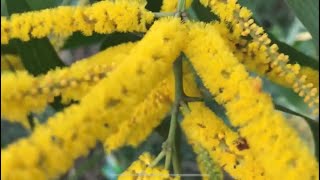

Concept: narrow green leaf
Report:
left=189, top=0, right=219, bottom=22
left=1, top=44, right=18, bottom=55
left=6, top=0, right=65, bottom=75
left=26, top=0, right=62, bottom=10
left=62, top=32, right=105, bottom=50
left=146, top=0, right=162, bottom=12
left=285, top=0, right=319, bottom=54
left=1, top=120, right=30, bottom=148
left=1, top=0, right=8, bottom=16
left=100, top=32, right=142, bottom=51
left=11, top=39, right=65, bottom=75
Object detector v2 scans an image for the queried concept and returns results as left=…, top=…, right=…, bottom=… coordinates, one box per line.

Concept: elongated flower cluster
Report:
left=1, top=18, right=186, bottom=179
left=184, top=23, right=319, bottom=179
left=1, top=0, right=154, bottom=44
left=119, top=153, right=178, bottom=180
left=182, top=103, right=267, bottom=179
left=104, top=76, right=174, bottom=152
left=200, top=0, right=319, bottom=114
left=1, top=43, right=134, bottom=125
left=1, top=1, right=319, bottom=179
left=212, top=22, right=319, bottom=90
left=104, top=63, right=201, bottom=152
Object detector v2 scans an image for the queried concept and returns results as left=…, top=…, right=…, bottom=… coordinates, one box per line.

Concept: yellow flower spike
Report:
left=212, top=21, right=319, bottom=113
left=119, top=152, right=177, bottom=180
left=104, top=76, right=174, bottom=153
left=1, top=54, right=25, bottom=71
left=1, top=42, right=134, bottom=126
left=161, top=0, right=193, bottom=12
left=1, top=1, right=154, bottom=44
left=104, top=62, right=201, bottom=153
left=202, top=0, right=319, bottom=114
left=182, top=102, right=267, bottom=179
left=1, top=17, right=186, bottom=180
left=184, top=23, right=319, bottom=179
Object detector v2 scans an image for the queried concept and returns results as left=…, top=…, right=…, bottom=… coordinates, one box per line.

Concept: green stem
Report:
left=172, top=142, right=180, bottom=175
left=177, top=0, right=186, bottom=12
left=150, top=151, right=166, bottom=167
left=152, top=56, right=185, bottom=169
left=61, top=0, right=72, bottom=5
left=153, top=12, right=176, bottom=18
left=182, top=96, right=203, bottom=102
left=165, top=103, right=178, bottom=169
left=165, top=56, right=183, bottom=169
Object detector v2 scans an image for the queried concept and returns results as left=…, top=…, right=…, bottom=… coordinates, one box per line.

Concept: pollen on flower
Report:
left=1, top=42, right=134, bottom=126
left=182, top=103, right=266, bottom=179
left=1, top=1, right=154, bottom=44
left=119, top=152, right=177, bottom=180
left=201, top=0, right=319, bottom=115
left=184, top=22, right=319, bottom=179
left=1, top=18, right=186, bottom=179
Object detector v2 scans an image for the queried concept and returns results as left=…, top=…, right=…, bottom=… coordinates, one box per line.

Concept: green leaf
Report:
left=1, top=0, right=8, bottom=16
left=11, top=39, right=65, bottom=75
left=26, top=0, right=62, bottom=10
left=1, top=120, right=30, bottom=148
left=269, top=34, right=319, bottom=70
left=6, top=0, right=65, bottom=76
left=1, top=44, right=18, bottom=55
left=285, top=0, right=319, bottom=54
left=146, top=0, right=162, bottom=12
left=100, top=32, right=142, bottom=51
left=189, top=0, right=219, bottom=22
left=62, top=32, right=105, bottom=50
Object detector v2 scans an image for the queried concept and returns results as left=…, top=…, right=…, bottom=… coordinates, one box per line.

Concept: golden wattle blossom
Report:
left=1, top=0, right=318, bottom=179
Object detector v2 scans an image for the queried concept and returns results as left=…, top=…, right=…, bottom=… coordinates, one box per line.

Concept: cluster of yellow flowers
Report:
left=200, top=0, right=319, bottom=114
left=184, top=22, right=318, bottom=179
left=1, top=18, right=186, bottom=179
left=183, top=103, right=266, bottom=179
left=213, top=22, right=319, bottom=90
left=1, top=0, right=319, bottom=179
left=1, top=43, right=134, bottom=126
left=1, top=0, right=154, bottom=44
left=119, top=153, right=178, bottom=180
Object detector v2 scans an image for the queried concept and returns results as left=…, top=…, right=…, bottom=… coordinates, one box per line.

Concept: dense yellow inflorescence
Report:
left=1, top=0, right=154, bottom=44
left=1, top=18, right=186, bottom=180
left=104, top=76, right=174, bottom=153
left=1, top=54, right=24, bottom=71
left=200, top=0, right=319, bottom=114
left=182, top=103, right=266, bottom=179
left=119, top=152, right=178, bottom=180
left=212, top=22, right=319, bottom=97
left=1, top=43, right=135, bottom=126
left=104, top=61, right=201, bottom=152
left=184, top=23, right=319, bottom=179
left=1, top=0, right=319, bottom=179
